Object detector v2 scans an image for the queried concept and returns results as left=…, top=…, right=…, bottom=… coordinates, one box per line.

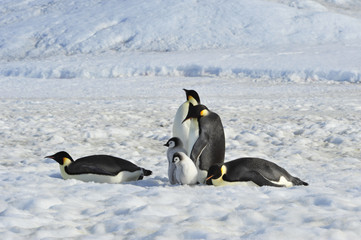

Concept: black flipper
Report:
left=224, top=170, right=283, bottom=187
left=66, top=155, right=141, bottom=176
left=142, top=169, right=152, bottom=176
left=190, top=132, right=209, bottom=164
left=292, top=177, right=308, bottom=186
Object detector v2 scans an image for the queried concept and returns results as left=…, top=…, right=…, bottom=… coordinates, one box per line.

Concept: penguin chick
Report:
left=206, top=157, right=308, bottom=187
left=46, top=151, right=152, bottom=184
left=173, top=152, right=198, bottom=185
left=164, top=137, right=187, bottom=185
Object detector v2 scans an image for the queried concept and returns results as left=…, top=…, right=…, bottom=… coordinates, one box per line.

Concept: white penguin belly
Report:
left=197, top=169, right=208, bottom=184
left=212, top=177, right=259, bottom=187
left=187, top=118, right=199, bottom=156
left=175, top=160, right=198, bottom=185
left=60, top=166, right=141, bottom=183
left=173, top=102, right=189, bottom=150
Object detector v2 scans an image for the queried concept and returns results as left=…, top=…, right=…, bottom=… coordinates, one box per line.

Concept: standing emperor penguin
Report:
left=164, top=137, right=187, bottom=185
left=172, top=89, right=201, bottom=156
left=183, top=103, right=225, bottom=183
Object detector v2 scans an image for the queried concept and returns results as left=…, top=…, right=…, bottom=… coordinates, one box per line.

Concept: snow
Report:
left=1, top=0, right=361, bottom=239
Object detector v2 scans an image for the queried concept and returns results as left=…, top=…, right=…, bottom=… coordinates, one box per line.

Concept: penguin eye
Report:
left=173, top=157, right=180, bottom=163
left=170, top=141, right=175, bottom=147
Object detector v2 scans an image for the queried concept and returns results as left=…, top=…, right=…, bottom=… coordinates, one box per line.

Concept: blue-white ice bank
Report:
left=1, top=0, right=361, bottom=82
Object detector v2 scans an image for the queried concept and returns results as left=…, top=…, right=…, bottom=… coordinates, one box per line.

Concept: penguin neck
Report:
left=188, top=97, right=198, bottom=106
left=211, top=165, right=228, bottom=186
left=59, top=157, right=73, bottom=179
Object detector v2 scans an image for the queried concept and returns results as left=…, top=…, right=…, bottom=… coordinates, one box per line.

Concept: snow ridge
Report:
left=1, top=0, right=361, bottom=82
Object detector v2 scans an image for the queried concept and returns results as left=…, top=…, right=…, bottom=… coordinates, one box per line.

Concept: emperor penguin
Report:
left=173, top=152, right=198, bottom=185
left=206, top=157, right=308, bottom=187
left=172, top=89, right=201, bottom=156
left=46, top=151, right=152, bottom=184
left=183, top=103, right=225, bottom=184
left=164, top=137, right=187, bottom=185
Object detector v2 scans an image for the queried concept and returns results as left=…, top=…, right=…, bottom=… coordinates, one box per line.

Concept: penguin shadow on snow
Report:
left=127, top=176, right=171, bottom=188
left=49, top=172, right=63, bottom=179
left=44, top=158, right=63, bottom=179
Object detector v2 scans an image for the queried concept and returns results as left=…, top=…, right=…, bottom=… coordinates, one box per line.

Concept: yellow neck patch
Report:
left=211, top=165, right=259, bottom=187
left=188, top=96, right=198, bottom=105
left=211, top=165, right=228, bottom=186
left=63, top=157, right=72, bottom=166
left=200, top=109, right=208, bottom=117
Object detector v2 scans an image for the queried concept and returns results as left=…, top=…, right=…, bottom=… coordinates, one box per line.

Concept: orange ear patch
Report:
left=200, top=109, right=208, bottom=116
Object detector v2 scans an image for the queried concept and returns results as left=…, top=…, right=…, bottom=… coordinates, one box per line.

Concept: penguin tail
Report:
left=292, top=177, right=308, bottom=186
left=142, top=168, right=153, bottom=176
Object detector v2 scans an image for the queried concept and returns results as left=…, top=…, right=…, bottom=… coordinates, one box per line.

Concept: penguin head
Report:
left=183, top=89, right=201, bottom=105
left=172, top=152, right=185, bottom=165
left=206, top=165, right=226, bottom=185
left=164, top=137, right=183, bottom=148
left=183, top=103, right=209, bottom=122
left=46, top=151, right=74, bottom=166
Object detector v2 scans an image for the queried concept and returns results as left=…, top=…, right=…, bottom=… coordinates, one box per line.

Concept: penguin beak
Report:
left=205, top=175, right=214, bottom=185
left=206, top=175, right=214, bottom=181
left=45, top=154, right=62, bottom=165
left=163, top=143, right=168, bottom=147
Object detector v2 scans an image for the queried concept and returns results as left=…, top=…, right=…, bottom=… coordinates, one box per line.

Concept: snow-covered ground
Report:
left=1, top=0, right=361, bottom=239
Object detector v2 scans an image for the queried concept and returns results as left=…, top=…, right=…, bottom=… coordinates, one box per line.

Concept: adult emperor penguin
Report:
left=206, top=157, right=308, bottom=187
left=164, top=137, right=187, bottom=185
left=46, top=151, right=152, bottom=184
left=183, top=103, right=225, bottom=184
left=172, top=89, right=201, bottom=156
left=173, top=152, right=198, bottom=185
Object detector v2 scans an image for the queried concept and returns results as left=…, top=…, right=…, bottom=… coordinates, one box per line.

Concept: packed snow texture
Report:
left=1, top=0, right=361, bottom=239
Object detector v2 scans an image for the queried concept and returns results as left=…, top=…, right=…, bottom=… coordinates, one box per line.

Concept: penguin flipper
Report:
left=190, top=133, right=209, bottom=164
left=67, top=156, right=141, bottom=176
left=229, top=170, right=283, bottom=187
left=292, top=177, right=309, bottom=186
left=66, top=163, right=115, bottom=176
left=142, top=168, right=152, bottom=176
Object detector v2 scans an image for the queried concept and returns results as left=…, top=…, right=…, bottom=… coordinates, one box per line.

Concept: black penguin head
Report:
left=183, top=89, right=201, bottom=104
left=206, top=165, right=223, bottom=185
left=45, top=151, right=74, bottom=165
left=172, top=152, right=183, bottom=164
left=183, top=103, right=209, bottom=123
left=164, top=137, right=183, bottom=148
